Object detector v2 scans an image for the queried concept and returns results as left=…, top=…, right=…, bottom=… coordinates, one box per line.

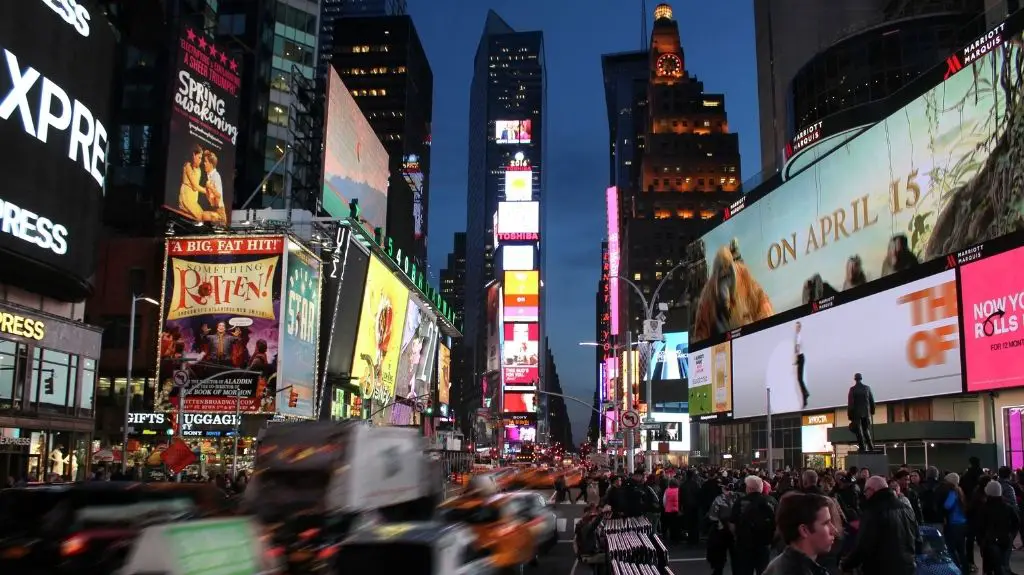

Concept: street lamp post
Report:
left=124, top=295, right=159, bottom=473
left=617, top=260, right=688, bottom=473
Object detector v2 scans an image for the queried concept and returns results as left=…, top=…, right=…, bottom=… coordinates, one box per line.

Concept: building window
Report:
left=32, top=348, right=76, bottom=413
left=79, top=358, right=95, bottom=413
left=268, top=104, right=288, bottom=127
left=217, top=13, right=246, bottom=35
left=0, top=339, right=22, bottom=409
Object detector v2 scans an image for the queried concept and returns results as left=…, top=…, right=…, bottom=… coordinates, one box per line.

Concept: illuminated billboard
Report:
left=322, top=68, right=390, bottom=231
left=503, top=392, right=537, bottom=413
left=497, top=202, right=539, bottom=237
left=495, top=119, right=532, bottom=144
left=685, top=23, right=1024, bottom=346
left=606, top=187, right=620, bottom=336
left=437, top=343, right=451, bottom=405
left=352, top=255, right=410, bottom=424
left=649, top=331, right=688, bottom=381
left=391, top=295, right=439, bottom=426
left=502, top=245, right=535, bottom=271
left=503, top=323, right=540, bottom=386
left=960, top=244, right=1024, bottom=392
left=486, top=283, right=501, bottom=373
left=278, top=239, right=323, bottom=418
left=688, top=342, right=733, bottom=421
left=504, top=169, right=533, bottom=201
left=402, top=154, right=425, bottom=240
left=156, top=236, right=284, bottom=414
left=503, top=271, right=539, bottom=322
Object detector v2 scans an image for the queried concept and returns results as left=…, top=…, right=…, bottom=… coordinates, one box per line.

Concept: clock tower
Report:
left=650, top=4, right=684, bottom=83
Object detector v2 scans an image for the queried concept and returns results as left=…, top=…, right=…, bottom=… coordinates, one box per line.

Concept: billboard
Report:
left=647, top=412, right=691, bottom=452
left=731, top=269, right=961, bottom=418
left=503, top=392, right=537, bottom=414
left=688, top=342, right=733, bottom=420
left=352, top=255, right=410, bottom=424
left=438, top=343, right=451, bottom=405
left=960, top=245, right=1024, bottom=392
left=497, top=202, right=539, bottom=236
left=505, top=425, right=537, bottom=442
left=278, top=239, right=322, bottom=418
left=495, top=119, right=532, bottom=144
left=163, top=23, right=241, bottom=226
left=503, top=271, right=539, bottom=322
left=156, top=236, right=284, bottom=413
left=486, top=283, right=501, bottom=373
left=607, top=187, right=620, bottom=336
left=503, top=323, right=540, bottom=386
left=801, top=413, right=834, bottom=454
left=322, top=236, right=369, bottom=376
left=649, top=331, right=688, bottom=381
left=322, top=68, right=390, bottom=231
left=504, top=169, right=533, bottom=201
left=502, top=245, right=535, bottom=271
left=391, top=296, right=439, bottom=425
left=685, top=27, right=1024, bottom=346
left=0, top=0, right=116, bottom=297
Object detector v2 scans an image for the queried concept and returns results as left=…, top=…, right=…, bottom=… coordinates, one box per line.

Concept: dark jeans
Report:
left=662, top=511, right=680, bottom=542
left=732, top=544, right=770, bottom=575
left=796, top=353, right=808, bottom=400
left=982, top=541, right=1009, bottom=574
left=945, top=522, right=968, bottom=569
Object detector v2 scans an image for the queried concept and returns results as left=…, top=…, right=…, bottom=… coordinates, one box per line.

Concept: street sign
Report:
left=639, top=319, right=664, bottom=342
left=639, top=422, right=663, bottom=431
left=606, top=439, right=623, bottom=447
left=643, top=417, right=656, bottom=424
left=621, top=410, right=640, bottom=429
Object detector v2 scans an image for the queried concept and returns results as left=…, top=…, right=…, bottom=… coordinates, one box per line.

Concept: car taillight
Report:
left=316, top=544, right=338, bottom=561
left=61, top=535, right=88, bottom=557
left=298, top=528, right=320, bottom=540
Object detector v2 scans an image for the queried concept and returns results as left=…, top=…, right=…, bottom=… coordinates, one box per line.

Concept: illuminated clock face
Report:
left=656, top=54, right=682, bottom=77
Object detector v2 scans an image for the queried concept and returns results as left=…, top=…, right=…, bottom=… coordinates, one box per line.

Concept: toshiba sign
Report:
left=0, top=0, right=114, bottom=300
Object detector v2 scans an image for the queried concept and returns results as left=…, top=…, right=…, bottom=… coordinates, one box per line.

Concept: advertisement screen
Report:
left=647, top=412, right=691, bottom=451
left=322, top=236, right=369, bottom=376
left=0, top=0, right=116, bottom=296
left=685, top=29, right=1024, bottom=346
left=278, top=240, right=322, bottom=418
left=504, top=169, right=533, bottom=201
left=352, top=255, right=410, bottom=424
left=486, top=283, right=501, bottom=373
left=322, top=69, right=390, bottom=231
left=801, top=414, right=834, bottom=454
left=495, top=119, right=532, bottom=144
left=156, top=236, right=284, bottom=413
left=163, top=23, right=241, bottom=227
left=607, top=187, right=621, bottom=336
left=505, top=425, right=537, bottom=442
left=649, top=332, right=689, bottom=381
left=502, top=245, right=535, bottom=271
left=391, top=296, right=439, bottom=425
left=497, top=202, right=540, bottom=235
left=504, top=270, right=539, bottom=322
left=731, top=269, right=961, bottom=418
left=437, top=343, right=451, bottom=405
left=503, top=392, right=536, bottom=414
left=688, top=342, right=733, bottom=420
left=503, top=323, right=540, bottom=386
left=961, top=245, right=1024, bottom=392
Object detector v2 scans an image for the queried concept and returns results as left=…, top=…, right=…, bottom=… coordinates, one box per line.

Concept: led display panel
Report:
left=503, top=271, right=539, bottom=322
left=497, top=202, right=539, bottom=236
left=495, top=120, right=532, bottom=144
left=503, top=323, right=539, bottom=386
left=960, top=245, right=1024, bottom=392
left=504, top=169, right=533, bottom=201
left=502, top=245, right=535, bottom=271
left=503, top=392, right=537, bottom=413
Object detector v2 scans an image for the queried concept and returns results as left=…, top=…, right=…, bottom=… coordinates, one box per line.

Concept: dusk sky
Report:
left=409, top=0, right=759, bottom=444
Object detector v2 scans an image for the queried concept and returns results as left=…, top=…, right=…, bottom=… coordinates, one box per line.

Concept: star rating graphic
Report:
left=184, top=27, right=238, bottom=75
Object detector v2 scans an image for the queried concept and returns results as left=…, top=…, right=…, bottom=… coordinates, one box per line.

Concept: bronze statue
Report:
left=847, top=373, right=875, bottom=452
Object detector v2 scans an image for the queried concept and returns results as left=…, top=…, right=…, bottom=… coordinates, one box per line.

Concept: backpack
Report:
left=642, top=485, right=663, bottom=513
left=736, top=496, right=776, bottom=546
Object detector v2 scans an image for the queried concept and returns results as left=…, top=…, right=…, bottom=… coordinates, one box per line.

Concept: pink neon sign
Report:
left=606, top=186, right=620, bottom=335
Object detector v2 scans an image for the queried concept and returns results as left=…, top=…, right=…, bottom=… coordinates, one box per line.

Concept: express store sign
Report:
left=128, top=412, right=241, bottom=437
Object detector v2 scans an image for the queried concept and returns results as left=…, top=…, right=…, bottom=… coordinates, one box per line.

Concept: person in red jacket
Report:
left=663, top=479, right=681, bottom=542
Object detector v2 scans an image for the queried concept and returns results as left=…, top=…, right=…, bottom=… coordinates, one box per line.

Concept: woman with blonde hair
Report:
left=943, top=472, right=969, bottom=570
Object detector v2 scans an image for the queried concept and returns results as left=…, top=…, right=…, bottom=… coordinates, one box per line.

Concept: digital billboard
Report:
left=0, top=0, right=116, bottom=298
left=503, top=392, right=537, bottom=414
left=688, top=342, right=733, bottom=420
left=646, top=412, right=691, bottom=451
left=486, top=283, right=501, bottom=373
left=685, top=26, right=1024, bottom=346
left=352, top=255, right=410, bottom=424
left=502, top=245, right=535, bottom=271
left=497, top=202, right=539, bottom=236
left=649, top=332, right=688, bottom=381
left=607, top=187, right=620, bottom=336
left=437, top=343, right=451, bottom=405
left=278, top=239, right=322, bottom=418
left=391, top=296, right=439, bottom=425
left=505, top=425, right=537, bottom=442
left=156, top=236, right=284, bottom=413
left=503, top=271, right=539, bottom=322
left=322, top=68, right=390, bottom=231
left=960, top=245, right=1024, bottom=392
left=504, top=169, right=533, bottom=201
left=801, top=413, right=834, bottom=454
left=731, top=269, right=961, bottom=418
left=503, top=323, right=539, bottom=386
left=322, top=235, right=369, bottom=377
left=495, top=119, right=532, bottom=144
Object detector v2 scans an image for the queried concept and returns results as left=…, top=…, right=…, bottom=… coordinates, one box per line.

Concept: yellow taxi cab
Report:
left=560, top=468, right=584, bottom=489
left=438, top=492, right=545, bottom=573
left=525, top=468, right=560, bottom=489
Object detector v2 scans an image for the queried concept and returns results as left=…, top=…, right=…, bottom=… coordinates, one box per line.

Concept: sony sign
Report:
left=40, top=0, right=92, bottom=38
left=0, top=48, right=108, bottom=188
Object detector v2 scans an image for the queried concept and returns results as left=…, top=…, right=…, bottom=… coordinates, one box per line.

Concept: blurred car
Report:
left=501, top=491, right=557, bottom=554
left=335, top=521, right=497, bottom=575
left=524, top=468, right=560, bottom=489
left=438, top=492, right=546, bottom=572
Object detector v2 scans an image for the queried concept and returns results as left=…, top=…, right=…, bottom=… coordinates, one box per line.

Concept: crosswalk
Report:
left=555, top=517, right=581, bottom=536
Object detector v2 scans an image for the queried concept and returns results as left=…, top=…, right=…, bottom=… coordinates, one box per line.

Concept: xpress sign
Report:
left=0, top=0, right=114, bottom=299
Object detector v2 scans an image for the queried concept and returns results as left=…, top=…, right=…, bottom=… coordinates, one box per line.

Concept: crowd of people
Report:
left=572, top=457, right=1024, bottom=575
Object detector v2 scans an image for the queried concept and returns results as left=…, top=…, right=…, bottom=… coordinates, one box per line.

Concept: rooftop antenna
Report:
left=641, top=0, right=648, bottom=49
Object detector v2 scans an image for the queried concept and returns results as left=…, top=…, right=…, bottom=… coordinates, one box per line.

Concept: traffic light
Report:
left=43, top=376, right=54, bottom=395
left=288, top=390, right=298, bottom=408
left=424, top=400, right=433, bottom=416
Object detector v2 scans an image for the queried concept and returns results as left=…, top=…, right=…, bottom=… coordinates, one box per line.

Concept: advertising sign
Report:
left=163, top=24, right=241, bottom=225
left=503, top=392, right=537, bottom=414
left=322, top=68, right=390, bottom=231
left=322, top=236, right=369, bottom=376
left=156, top=236, right=283, bottom=413
left=685, top=29, right=1024, bottom=346
left=505, top=425, right=537, bottom=442
left=504, top=169, right=533, bottom=201
left=0, top=0, right=116, bottom=296
left=486, top=283, right=501, bottom=373
left=503, top=271, right=539, bottom=322
left=495, top=119, right=532, bottom=144
left=649, top=331, right=689, bottom=381
left=352, top=255, right=410, bottom=424
left=731, top=269, right=961, bottom=418
left=801, top=413, right=834, bottom=454
left=502, top=245, right=535, bottom=271
left=391, top=296, right=439, bottom=425
left=503, top=323, right=540, bottom=386
left=647, top=412, right=691, bottom=451
left=497, top=202, right=539, bottom=236
left=607, top=187, right=620, bottom=336
left=960, top=245, right=1024, bottom=392
left=278, top=240, right=321, bottom=418
left=687, top=342, right=733, bottom=420
left=437, top=343, right=451, bottom=405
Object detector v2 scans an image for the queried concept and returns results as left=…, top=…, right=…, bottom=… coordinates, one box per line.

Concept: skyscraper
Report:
left=440, top=232, right=469, bottom=434
left=602, top=50, right=648, bottom=193
left=329, top=16, right=433, bottom=264
left=465, top=11, right=547, bottom=446
left=317, top=0, right=407, bottom=79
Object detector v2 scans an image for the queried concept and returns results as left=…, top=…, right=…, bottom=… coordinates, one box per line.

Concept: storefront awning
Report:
left=827, top=421, right=975, bottom=444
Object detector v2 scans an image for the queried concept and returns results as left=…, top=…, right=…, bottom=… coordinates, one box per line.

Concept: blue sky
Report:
left=409, top=0, right=760, bottom=444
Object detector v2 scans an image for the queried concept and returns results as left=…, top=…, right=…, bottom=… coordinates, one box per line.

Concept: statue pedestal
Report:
left=846, top=451, right=890, bottom=475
